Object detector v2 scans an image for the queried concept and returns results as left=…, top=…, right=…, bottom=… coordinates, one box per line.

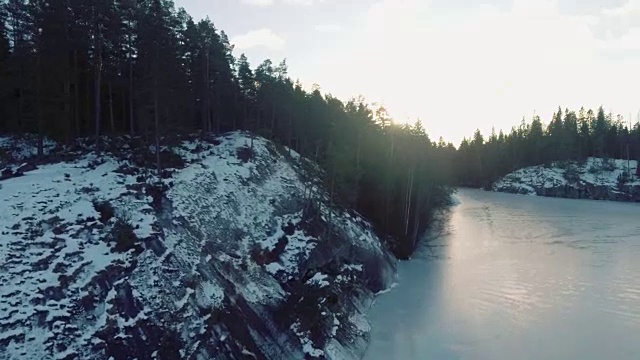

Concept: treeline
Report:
left=0, top=0, right=453, bottom=258
left=456, top=106, right=640, bottom=188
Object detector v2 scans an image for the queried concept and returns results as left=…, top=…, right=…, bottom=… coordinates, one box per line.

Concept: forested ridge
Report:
left=456, top=107, right=640, bottom=188
left=4, top=0, right=639, bottom=259
left=0, top=0, right=454, bottom=259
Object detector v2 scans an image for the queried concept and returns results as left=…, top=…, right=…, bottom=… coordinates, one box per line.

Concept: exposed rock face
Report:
left=0, top=132, right=396, bottom=360
left=493, top=158, right=640, bottom=202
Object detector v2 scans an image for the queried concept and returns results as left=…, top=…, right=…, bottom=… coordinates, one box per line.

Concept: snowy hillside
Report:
left=493, top=157, right=640, bottom=202
left=0, top=132, right=396, bottom=360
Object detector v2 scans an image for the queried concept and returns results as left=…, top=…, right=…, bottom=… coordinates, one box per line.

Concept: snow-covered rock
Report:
left=0, top=131, right=396, bottom=360
left=493, top=157, right=640, bottom=202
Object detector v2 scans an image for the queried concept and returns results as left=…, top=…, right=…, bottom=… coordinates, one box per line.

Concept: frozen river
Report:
left=365, top=189, right=640, bottom=360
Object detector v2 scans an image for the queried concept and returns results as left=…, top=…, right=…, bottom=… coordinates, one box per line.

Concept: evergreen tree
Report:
left=563, top=110, right=578, bottom=160
left=236, top=53, right=255, bottom=132
left=578, top=107, right=591, bottom=157
left=594, top=106, right=607, bottom=157
left=529, top=115, right=544, bottom=164
left=453, top=105, right=638, bottom=188
left=16, top=0, right=640, bottom=259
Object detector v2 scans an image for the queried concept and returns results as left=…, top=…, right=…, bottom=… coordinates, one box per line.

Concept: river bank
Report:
left=493, top=157, right=640, bottom=202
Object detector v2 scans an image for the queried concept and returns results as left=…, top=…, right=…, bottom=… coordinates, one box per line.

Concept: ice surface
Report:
left=365, top=189, right=640, bottom=360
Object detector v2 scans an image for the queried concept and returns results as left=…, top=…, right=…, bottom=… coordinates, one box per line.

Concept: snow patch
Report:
left=1, top=131, right=392, bottom=360
left=291, top=322, right=325, bottom=358
left=306, top=273, right=330, bottom=288
left=375, top=282, right=398, bottom=296
left=494, top=157, right=640, bottom=198
left=349, top=313, right=371, bottom=334
left=0, top=154, right=141, bottom=358
left=195, top=281, right=224, bottom=309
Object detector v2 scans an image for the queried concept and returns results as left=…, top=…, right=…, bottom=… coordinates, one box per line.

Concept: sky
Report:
left=176, top=0, right=640, bottom=145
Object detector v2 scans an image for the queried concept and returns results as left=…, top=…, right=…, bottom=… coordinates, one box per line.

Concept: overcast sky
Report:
left=176, top=0, right=640, bottom=144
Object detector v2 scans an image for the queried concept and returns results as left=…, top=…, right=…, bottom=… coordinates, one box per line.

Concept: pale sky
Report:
left=176, top=0, right=640, bottom=144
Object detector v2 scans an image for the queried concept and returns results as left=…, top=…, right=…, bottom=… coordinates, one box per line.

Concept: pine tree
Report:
left=119, top=0, right=139, bottom=135
left=547, top=107, right=564, bottom=161
left=237, top=53, right=254, bottom=132
left=563, top=110, right=578, bottom=160
left=578, top=107, right=590, bottom=157
left=594, top=106, right=607, bottom=158
left=529, top=115, right=543, bottom=164
left=3, top=0, right=33, bottom=135
left=135, top=0, right=185, bottom=171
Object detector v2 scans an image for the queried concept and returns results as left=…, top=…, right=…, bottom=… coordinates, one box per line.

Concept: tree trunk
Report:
left=384, top=129, right=395, bottom=233
left=16, top=64, right=23, bottom=130
left=64, top=79, right=71, bottom=144
left=404, top=164, right=415, bottom=238
left=154, top=38, right=161, bottom=175
left=85, top=65, right=91, bottom=135
left=243, top=98, right=248, bottom=131
left=414, top=185, right=432, bottom=251
left=403, top=171, right=410, bottom=231
left=628, top=143, right=632, bottom=178
left=36, top=51, right=43, bottom=158
left=154, top=85, right=160, bottom=175
left=121, top=89, right=126, bottom=134
left=94, top=66, right=101, bottom=151
left=16, top=86, right=22, bottom=130
left=94, top=2, right=102, bottom=152
left=288, top=116, right=293, bottom=155
left=216, top=94, right=221, bottom=134
left=203, top=49, right=210, bottom=133
left=356, top=131, right=362, bottom=172
left=129, top=59, right=134, bottom=135
left=271, top=104, right=275, bottom=139
left=108, top=82, right=114, bottom=133
left=233, top=92, right=237, bottom=130
left=411, top=191, right=422, bottom=248
left=74, top=50, right=80, bottom=137
left=64, top=0, right=71, bottom=144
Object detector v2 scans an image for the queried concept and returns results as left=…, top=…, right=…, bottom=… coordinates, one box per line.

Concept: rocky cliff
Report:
left=493, top=157, right=640, bottom=202
left=0, top=132, right=396, bottom=360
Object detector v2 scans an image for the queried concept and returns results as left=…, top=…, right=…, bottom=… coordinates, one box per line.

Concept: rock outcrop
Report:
left=0, top=132, right=396, bottom=360
left=493, top=157, right=640, bottom=202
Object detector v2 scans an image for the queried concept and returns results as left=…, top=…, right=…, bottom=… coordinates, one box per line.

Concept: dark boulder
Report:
left=16, top=162, right=37, bottom=175
left=1, top=167, right=13, bottom=180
